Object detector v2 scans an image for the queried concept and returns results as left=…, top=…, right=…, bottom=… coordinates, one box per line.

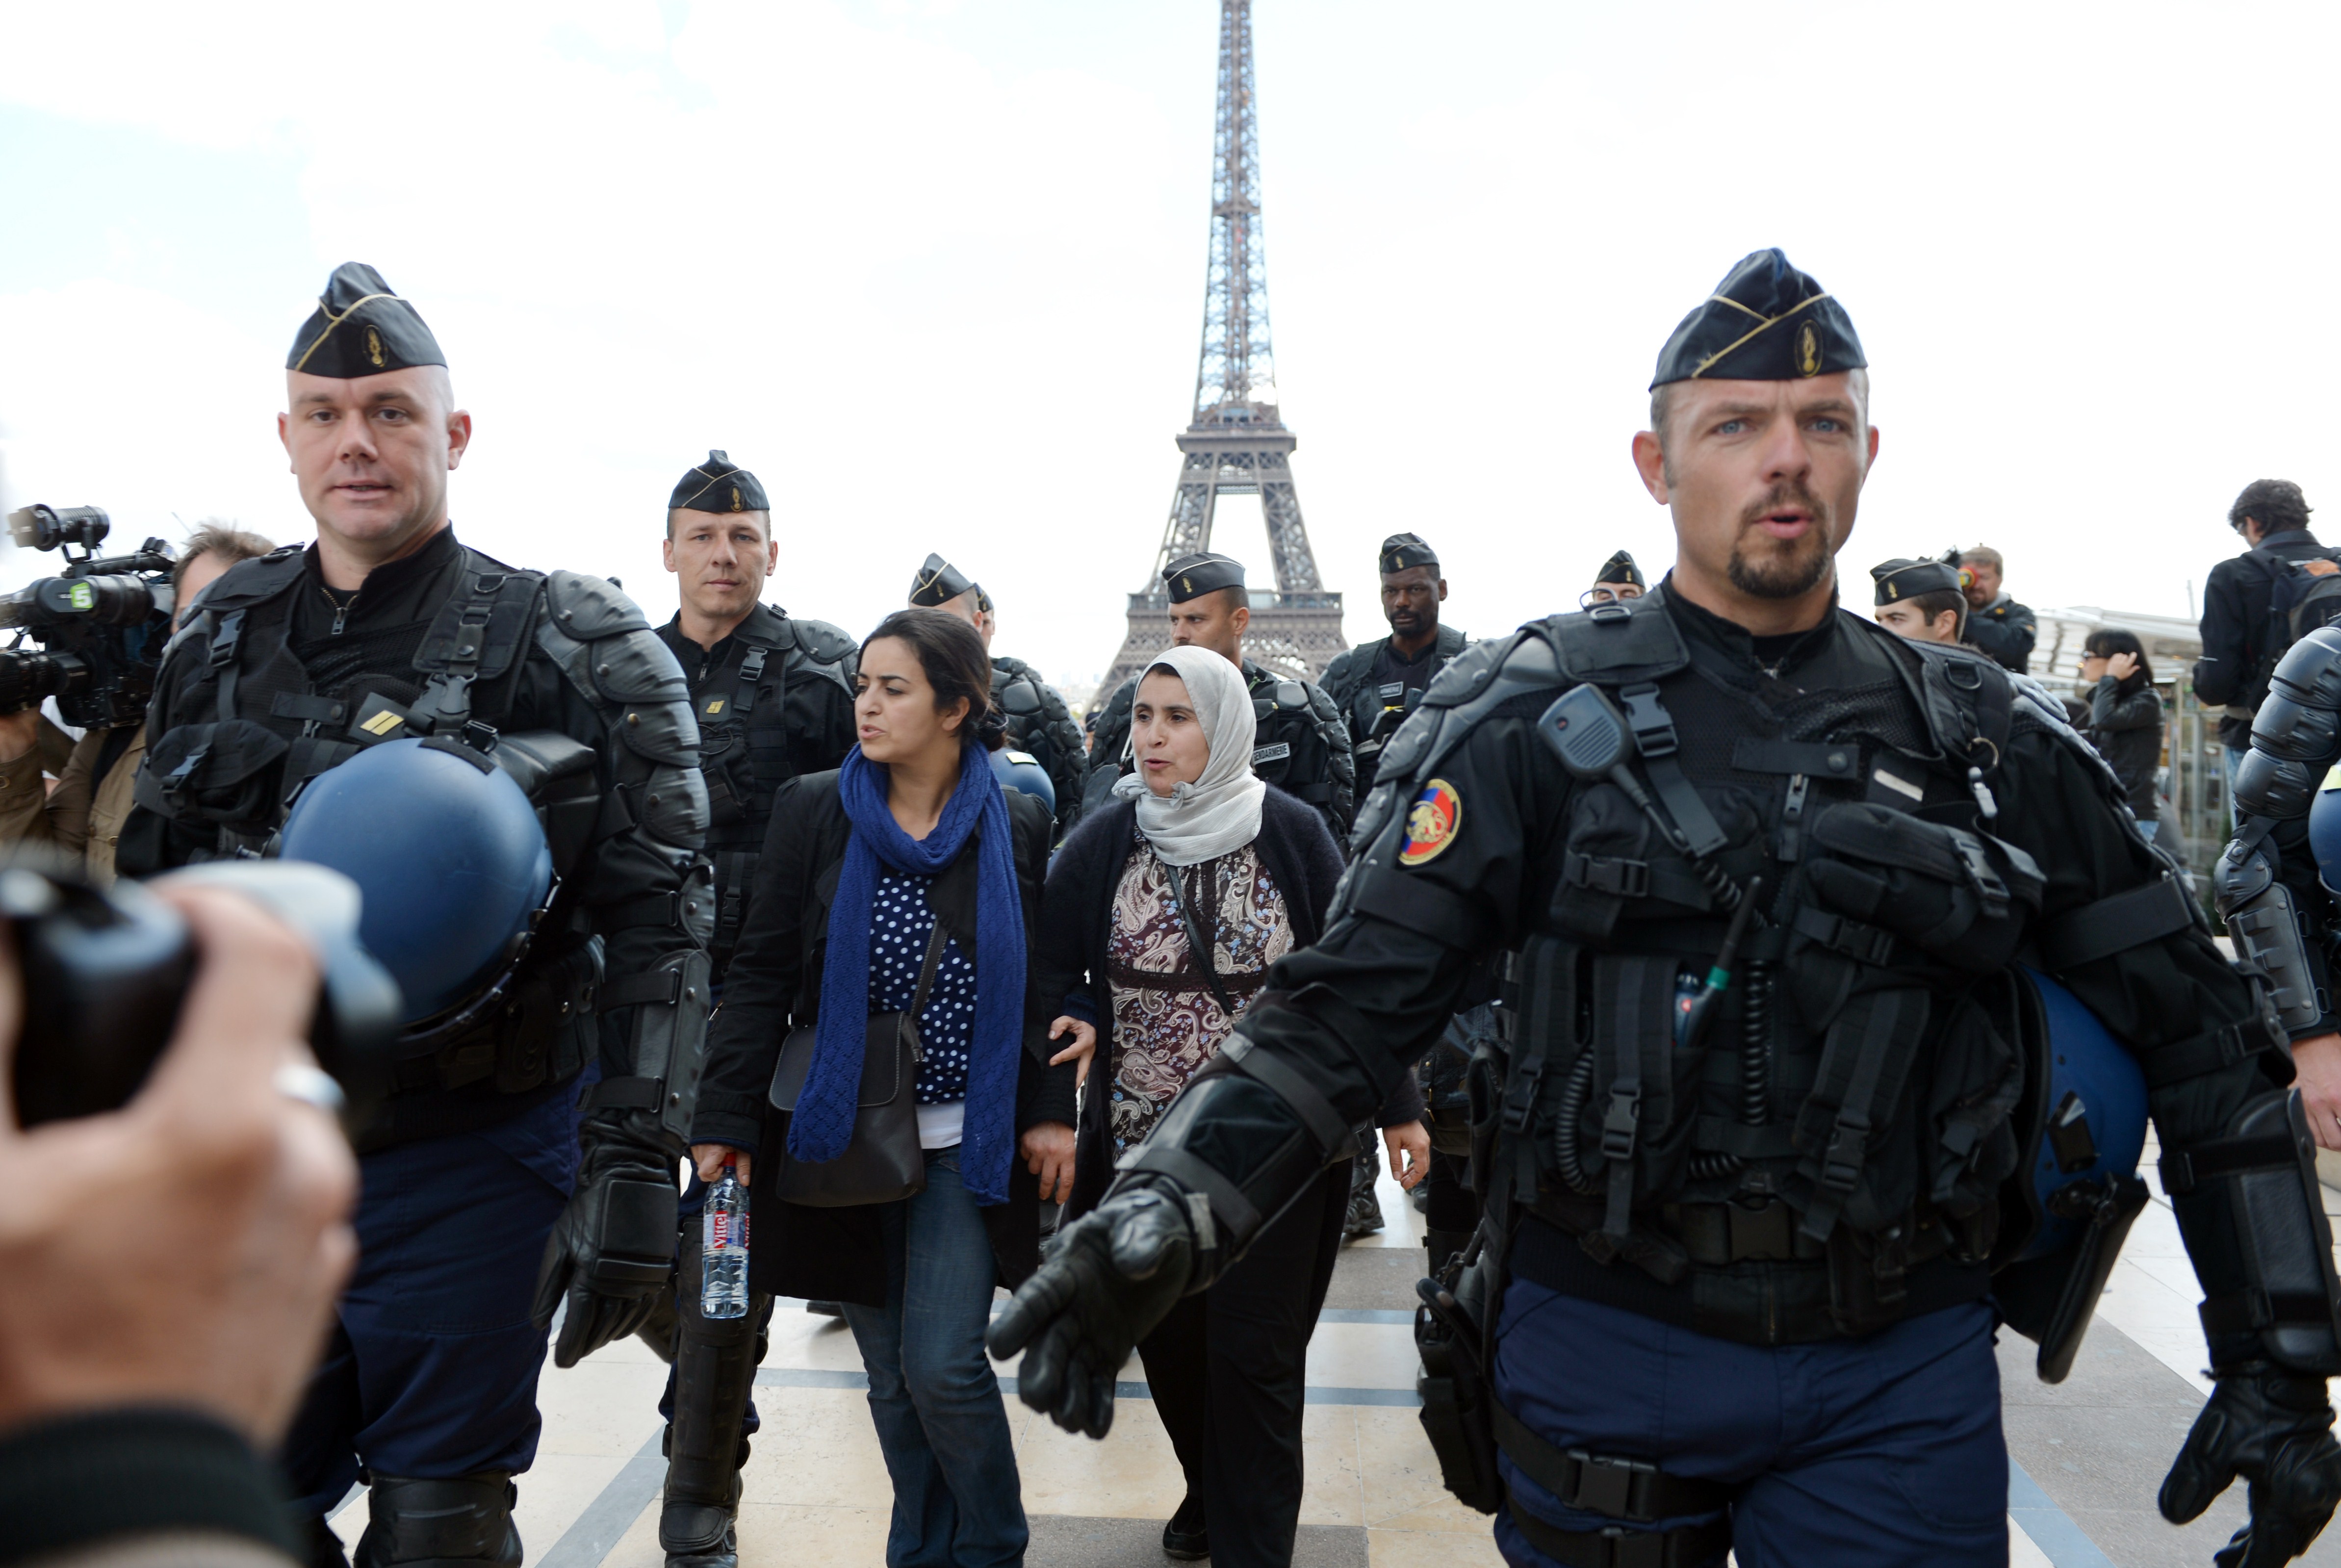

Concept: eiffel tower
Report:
left=1103, top=0, right=1344, bottom=691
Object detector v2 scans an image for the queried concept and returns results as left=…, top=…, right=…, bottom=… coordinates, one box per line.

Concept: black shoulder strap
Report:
left=209, top=608, right=249, bottom=724
left=411, top=557, right=545, bottom=732
left=1545, top=591, right=1691, bottom=686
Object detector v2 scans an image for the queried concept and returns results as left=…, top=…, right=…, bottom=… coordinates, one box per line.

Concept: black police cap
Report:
left=669, top=451, right=769, bottom=514
left=1163, top=552, right=1245, bottom=604
left=1595, top=550, right=1644, bottom=588
left=287, top=262, right=446, bottom=379
left=1380, top=533, right=1438, bottom=575
left=1870, top=557, right=1963, bottom=605
left=1650, top=249, right=1867, bottom=390
left=910, top=553, right=977, bottom=608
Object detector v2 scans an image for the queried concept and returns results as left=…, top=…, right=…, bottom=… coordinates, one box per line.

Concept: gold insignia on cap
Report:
left=1795, top=320, right=1821, bottom=377
left=365, top=326, right=386, bottom=367
left=1887, top=582, right=1900, bottom=599
left=1182, top=575, right=1193, bottom=594
left=730, top=485, right=743, bottom=513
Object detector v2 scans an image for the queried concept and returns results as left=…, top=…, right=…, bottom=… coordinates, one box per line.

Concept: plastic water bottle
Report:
left=701, top=1163, right=750, bottom=1320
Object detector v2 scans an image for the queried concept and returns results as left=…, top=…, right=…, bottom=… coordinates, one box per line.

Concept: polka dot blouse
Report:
left=867, top=870, right=979, bottom=1105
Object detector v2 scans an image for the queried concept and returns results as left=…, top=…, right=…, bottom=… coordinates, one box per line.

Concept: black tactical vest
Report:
left=1476, top=598, right=2045, bottom=1344
left=1247, top=663, right=1335, bottom=811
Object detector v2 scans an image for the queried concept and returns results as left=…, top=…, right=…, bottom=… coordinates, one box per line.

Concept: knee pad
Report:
left=355, top=1473, right=519, bottom=1568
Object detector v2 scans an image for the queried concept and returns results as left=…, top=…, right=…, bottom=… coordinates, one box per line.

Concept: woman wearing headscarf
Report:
left=690, top=608, right=1082, bottom=1568
left=1034, top=645, right=1425, bottom=1568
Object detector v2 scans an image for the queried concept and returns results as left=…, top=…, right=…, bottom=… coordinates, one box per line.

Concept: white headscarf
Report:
left=1112, top=645, right=1266, bottom=867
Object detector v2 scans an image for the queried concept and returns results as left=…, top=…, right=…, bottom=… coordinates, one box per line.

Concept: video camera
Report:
left=0, top=504, right=176, bottom=728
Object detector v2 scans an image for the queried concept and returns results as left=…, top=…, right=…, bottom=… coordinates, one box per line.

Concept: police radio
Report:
left=0, top=503, right=177, bottom=727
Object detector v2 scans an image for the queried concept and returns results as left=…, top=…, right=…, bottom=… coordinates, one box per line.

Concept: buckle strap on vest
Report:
left=1798, top=988, right=1925, bottom=1244
left=1591, top=957, right=1670, bottom=1256
left=733, top=645, right=769, bottom=717
left=210, top=609, right=248, bottom=724
left=1490, top=1400, right=1737, bottom=1523
left=1617, top=684, right=1727, bottom=858
left=1791, top=906, right=1898, bottom=966
left=2036, top=872, right=2199, bottom=971
left=598, top=970, right=682, bottom=1011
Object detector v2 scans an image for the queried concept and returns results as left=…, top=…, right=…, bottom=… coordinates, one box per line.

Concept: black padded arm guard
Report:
left=2163, top=1092, right=2341, bottom=1377
left=2225, top=625, right=2341, bottom=1037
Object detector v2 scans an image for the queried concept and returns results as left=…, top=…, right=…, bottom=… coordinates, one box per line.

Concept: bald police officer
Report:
left=122, top=264, right=713, bottom=1568
left=990, top=249, right=2341, bottom=1568
left=1086, top=552, right=1355, bottom=840
left=653, top=450, right=855, bottom=1568
left=910, top=552, right=1087, bottom=831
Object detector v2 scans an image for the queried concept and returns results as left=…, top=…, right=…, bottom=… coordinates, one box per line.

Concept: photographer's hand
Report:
left=0, top=883, right=357, bottom=1443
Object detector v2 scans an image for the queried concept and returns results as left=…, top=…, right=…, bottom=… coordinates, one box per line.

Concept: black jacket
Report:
left=692, top=768, right=1076, bottom=1305
left=1962, top=594, right=2036, bottom=672
left=2085, top=676, right=2165, bottom=812
left=1034, top=786, right=1419, bottom=1219
left=2194, top=529, right=2333, bottom=747
left=1320, top=623, right=1470, bottom=797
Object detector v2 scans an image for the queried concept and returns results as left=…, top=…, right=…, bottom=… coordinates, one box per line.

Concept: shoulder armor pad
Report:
left=543, top=569, right=649, bottom=642
left=587, top=623, right=691, bottom=707
left=1377, top=629, right=1562, bottom=785
left=1274, top=679, right=1308, bottom=710
left=2272, top=625, right=2341, bottom=710
left=197, top=548, right=307, bottom=612
left=785, top=615, right=858, bottom=668
left=1546, top=595, right=1690, bottom=685
left=1105, top=675, right=1136, bottom=718
left=991, top=652, right=1030, bottom=680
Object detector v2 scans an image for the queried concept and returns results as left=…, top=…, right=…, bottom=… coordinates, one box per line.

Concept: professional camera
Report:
left=0, top=503, right=176, bottom=727
left=3, top=853, right=401, bottom=1132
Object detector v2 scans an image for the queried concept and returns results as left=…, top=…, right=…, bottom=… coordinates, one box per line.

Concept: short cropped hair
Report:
left=1904, top=588, right=1967, bottom=636
left=174, top=521, right=276, bottom=601
left=2229, top=479, right=2313, bottom=538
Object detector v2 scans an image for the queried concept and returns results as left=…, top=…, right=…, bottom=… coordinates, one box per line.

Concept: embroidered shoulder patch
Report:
left=1399, top=778, right=1462, bottom=867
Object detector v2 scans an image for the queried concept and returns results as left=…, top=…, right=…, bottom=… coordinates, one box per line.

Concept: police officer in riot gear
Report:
left=659, top=452, right=856, bottom=979
left=1321, top=533, right=1468, bottom=800
left=119, top=263, right=715, bottom=1568
left=652, top=451, right=854, bottom=1568
left=993, top=249, right=2341, bottom=1567
left=1320, top=533, right=1471, bottom=1240
left=910, top=552, right=1087, bottom=831
left=1582, top=549, right=1646, bottom=608
left=1086, top=552, right=1355, bottom=840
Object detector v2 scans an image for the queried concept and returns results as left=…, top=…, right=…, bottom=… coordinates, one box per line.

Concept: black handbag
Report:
left=766, top=923, right=949, bottom=1207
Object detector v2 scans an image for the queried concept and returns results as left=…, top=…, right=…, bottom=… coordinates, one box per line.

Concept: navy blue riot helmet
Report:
left=989, top=745, right=1056, bottom=815
left=279, top=736, right=556, bottom=1034
left=2307, top=769, right=2341, bottom=892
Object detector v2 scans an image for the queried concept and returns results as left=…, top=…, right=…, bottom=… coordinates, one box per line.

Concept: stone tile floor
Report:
left=325, top=1151, right=2341, bottom=1565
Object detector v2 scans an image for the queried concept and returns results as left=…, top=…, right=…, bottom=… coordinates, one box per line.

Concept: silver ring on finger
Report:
left=273, top=1062, right=346, bottom=1116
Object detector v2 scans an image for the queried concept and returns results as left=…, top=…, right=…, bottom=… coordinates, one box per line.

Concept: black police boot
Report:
left=353, top=1473, right=520, bottom=1568
left=1161, top=1491, right=1209, bottom=1561
left=662, top=1229, right=768, bottom=1568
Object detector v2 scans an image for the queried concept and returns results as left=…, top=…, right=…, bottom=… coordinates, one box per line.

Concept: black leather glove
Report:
left=984, top=1186, right=1197, bottom=1439
left=531, top=1115, right=680, bottom=1369
left=1803, top=804, right=2039, bottom=973
left=2160, top=1363, right=2341, bottom=1567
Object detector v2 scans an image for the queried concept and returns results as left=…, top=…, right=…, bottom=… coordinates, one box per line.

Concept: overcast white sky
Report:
left=1, top=1, right=2333, bottom=689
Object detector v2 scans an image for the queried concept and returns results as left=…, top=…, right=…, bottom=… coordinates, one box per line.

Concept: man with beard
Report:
left=990, top=249, right=2341, bottom=1568
left=1321, top=533, right=1468, bottom=801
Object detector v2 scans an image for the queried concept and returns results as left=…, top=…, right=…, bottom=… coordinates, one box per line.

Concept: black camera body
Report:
left=0, top=504, right=176, bottom=729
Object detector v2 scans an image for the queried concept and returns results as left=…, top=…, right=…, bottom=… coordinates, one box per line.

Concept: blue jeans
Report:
left=844, top=1147, right=1028, bottom=1568
left=1491, top=1286, right=2006, bottom=1568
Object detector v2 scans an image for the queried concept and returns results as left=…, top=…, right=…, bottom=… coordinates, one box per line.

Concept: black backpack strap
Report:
left=209, top=609, right=248, bottom=724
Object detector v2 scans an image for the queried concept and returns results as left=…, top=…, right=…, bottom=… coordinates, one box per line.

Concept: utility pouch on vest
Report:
left=491, top=940, right=605, bottom=1094
left=1921, top=985, right=2026, bottom=1255
left=138, top=720, right=289, bottom=824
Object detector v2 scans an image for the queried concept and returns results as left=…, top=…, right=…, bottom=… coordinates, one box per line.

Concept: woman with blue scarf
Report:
left=691, top=608, right=1083, bottom=1568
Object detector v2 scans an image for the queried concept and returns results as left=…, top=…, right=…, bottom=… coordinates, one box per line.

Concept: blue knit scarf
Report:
left=788, top=743, right=1026, bottom=1205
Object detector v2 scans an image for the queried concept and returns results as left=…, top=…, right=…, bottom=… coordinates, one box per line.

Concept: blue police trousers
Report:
left=281, top=1087, right=581, bottom=1517
left=1492, top=1284, right=2007, bottom=1568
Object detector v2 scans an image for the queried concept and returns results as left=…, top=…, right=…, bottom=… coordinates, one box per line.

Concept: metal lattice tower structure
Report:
left=1104, top=0, right=1344, bottom=690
